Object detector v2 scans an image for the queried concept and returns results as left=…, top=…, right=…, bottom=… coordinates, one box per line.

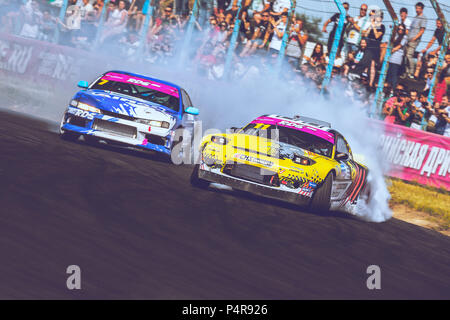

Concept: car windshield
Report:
left=90, top=78, right=180, bottom=112
left=241, top=123, right=333, bottom=158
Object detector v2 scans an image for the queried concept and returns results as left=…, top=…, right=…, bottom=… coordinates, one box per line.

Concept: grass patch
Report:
left=388, top=178, right=450, bottom=230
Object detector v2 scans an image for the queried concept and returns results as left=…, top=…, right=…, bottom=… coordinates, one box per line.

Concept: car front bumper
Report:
left=60, top=107, right=172, bottom=155
left=198, top=164, right=311, bottom=207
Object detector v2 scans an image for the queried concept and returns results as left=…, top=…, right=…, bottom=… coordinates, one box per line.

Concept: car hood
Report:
left=74, top=90, right=178, bottom=124
left=217, top=133, right=323, bottom=160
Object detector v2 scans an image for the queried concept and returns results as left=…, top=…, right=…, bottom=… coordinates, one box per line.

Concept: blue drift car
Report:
left=59, top=71, right=199, bottom=156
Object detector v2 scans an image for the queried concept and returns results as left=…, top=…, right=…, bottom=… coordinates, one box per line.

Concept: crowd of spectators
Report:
left=0, top=0, right=448, bottom=136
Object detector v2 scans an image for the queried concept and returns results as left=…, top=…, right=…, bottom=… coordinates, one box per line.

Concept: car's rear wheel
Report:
left=309, top=172, right=333, bottom=213
left=190, top=164, right=209, bottom=189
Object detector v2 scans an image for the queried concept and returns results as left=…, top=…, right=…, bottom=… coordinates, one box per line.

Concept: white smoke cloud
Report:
left=177, top=70, right=393, bottom=222
left=0, top=28, right=392, bottom=222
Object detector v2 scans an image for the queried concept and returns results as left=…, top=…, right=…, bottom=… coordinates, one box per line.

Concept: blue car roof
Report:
left=105, top=70, right=182, bottom=91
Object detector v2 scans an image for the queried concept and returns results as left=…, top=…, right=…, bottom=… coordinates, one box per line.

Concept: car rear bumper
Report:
left=198, top=166, right=311, bottom=207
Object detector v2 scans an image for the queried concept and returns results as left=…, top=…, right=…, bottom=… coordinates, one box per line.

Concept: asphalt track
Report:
left=0, top=110, right=449, bottom=299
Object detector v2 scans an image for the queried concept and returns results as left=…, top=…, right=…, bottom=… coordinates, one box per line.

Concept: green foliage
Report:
left=388, top=178, right=450, bottom=230
left=295, top=13, right=324, bottom=45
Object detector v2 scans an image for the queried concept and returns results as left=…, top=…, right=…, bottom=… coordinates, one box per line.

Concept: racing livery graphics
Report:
left=59, top=71, right=199, bottom=156
left=191, top=115, right=370, bottom=212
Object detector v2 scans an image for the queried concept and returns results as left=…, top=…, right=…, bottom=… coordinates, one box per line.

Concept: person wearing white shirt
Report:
left=268, top=13, right=287, bottom=56
left=399, top=7, right=412, bottom=35
left=345, top=3, right=370, bottom=54
left=272, top=0, right=291, bottom=14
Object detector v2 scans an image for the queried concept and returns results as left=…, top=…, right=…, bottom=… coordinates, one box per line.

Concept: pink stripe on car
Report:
left=102, top=72, right=179, bottom=98
left=251, top=116, right=335, bottom=144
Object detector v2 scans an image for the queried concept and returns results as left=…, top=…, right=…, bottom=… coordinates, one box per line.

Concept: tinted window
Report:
left=336, top=136, right=351, bottom=158
left=241, top=123, right=333, bottom=158
left=91, top=78, right=180, bottom=112
left=181, top=89, right=193, bottom=109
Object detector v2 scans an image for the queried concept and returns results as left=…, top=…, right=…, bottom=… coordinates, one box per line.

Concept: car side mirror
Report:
left=185, top=106, right=199, bottom=115
left=335, top=152, right=349, bottom=161
left=77, top=80, right=89, bottom=89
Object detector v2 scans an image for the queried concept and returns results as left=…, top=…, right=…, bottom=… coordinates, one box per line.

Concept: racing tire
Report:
left=59, top=130, right=80, bottom=142
left=83, top=135, right=99, bottom=145
left=59, top=113, right=80, bottom=142
left=309, top=172, right=333, bottom=213
left=190, top=164, right=210, bottom=189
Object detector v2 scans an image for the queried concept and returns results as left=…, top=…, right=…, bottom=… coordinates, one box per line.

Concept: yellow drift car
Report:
left=191, top=115, right=369, bottom=212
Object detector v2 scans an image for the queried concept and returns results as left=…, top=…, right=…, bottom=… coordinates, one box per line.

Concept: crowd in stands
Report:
left=0, top=0, right=448, bottom=136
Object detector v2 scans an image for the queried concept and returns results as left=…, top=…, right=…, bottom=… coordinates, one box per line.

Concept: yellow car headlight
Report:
left=71, top=100, right=101, bottom=113
left=137, top=119, right=170, bottom=128
left=78, top=102, right=101, bottom=114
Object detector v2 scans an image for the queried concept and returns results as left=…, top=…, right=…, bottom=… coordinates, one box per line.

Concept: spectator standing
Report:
left=382, top=84, right=407, bottom=124
left=150, top=5, right=173, bottom=38
left=199, top=0, right=216, bottom=27
left=100, top=0, right=128, bottom=43
left=386, top=23, right=407, bottom=89
left=92, top=0, right=105, bottom=20
left=240, top=13, right=264, bottom=57
left=421, top=19, right=445, bottom=57
left=362, top=8, right=385, bottom=89
left=399, top=7, right=411, bottom=35
left=344, top=3, right=370, bottom=56
left=128, top=0, right=146, bottom=32
left=57, top=0, right=81, bottom=46
left=433, top=60, right=450, bottom=105
left=19, top=0, right=43, bottom=39
left=322, top=1, right=350, bottom=57
left=285, top=17, right=308, bottom=70
left=407, top=89, right=425, bottom=130
left=434, top=94, right=450, bottom=136
left=304, top=43, right=326, bottom=69
left=404, top=2, right=427, bottom=79
left=271, top=0, right=290, bottom=18
left=248, top=0, right=268, bottom=18
left=362, top=8, right=385, bottom=61
left=393, top=87, right=411, bottom=126
left=79, top=0, right=95, bottom=41
left=39, top=10, right=56, bottom=41
left=267, top=12, right=287, bottom=59
left=422, top=66, right=435, bottom=91
left=419, top=91, right=434, bottom=127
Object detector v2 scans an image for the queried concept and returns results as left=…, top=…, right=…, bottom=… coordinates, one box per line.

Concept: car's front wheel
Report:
left=59, top=129, right=80, bottom=142
left=59, top=113, right=80, bottom=141
left=309, top=172, right=333, bottom=213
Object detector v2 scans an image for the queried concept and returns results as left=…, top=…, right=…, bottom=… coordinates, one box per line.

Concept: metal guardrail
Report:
left=372, top=0, right=399, bottom=119
left=428, top=0, right=449, bottom=104
left=321, top=0, right=346, bottom=94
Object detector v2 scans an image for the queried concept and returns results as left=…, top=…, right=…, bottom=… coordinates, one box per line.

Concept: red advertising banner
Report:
left=0, top=32, right=102, bottom=84
left=372, top=120, right=450, bottom=190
